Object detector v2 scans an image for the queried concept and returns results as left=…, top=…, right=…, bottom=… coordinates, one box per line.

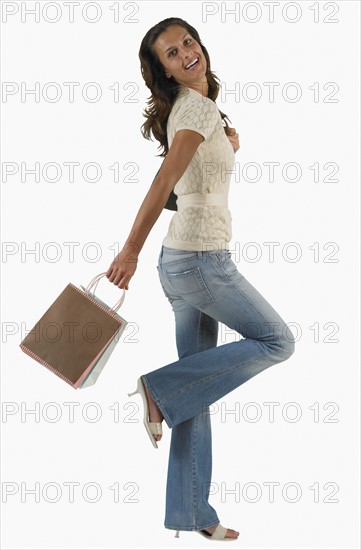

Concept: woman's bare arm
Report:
left=106, top=129, right=205, bottom=289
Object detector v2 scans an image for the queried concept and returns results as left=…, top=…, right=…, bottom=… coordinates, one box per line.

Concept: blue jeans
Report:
left=142, top=246, right=295, bottom=532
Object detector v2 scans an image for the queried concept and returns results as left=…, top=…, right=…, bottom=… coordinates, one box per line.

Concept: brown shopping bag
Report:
left=20, top=272, right=127, bottom=389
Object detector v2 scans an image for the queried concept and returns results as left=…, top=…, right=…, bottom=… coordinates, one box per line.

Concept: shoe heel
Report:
left=127, top=376, right=161, bottom=449
left=175, top=530, right=180, bottom=538
left=128, top=377, right=142, bottom=398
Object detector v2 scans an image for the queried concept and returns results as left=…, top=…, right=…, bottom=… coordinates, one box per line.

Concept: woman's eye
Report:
left=168, top=39, right=192, bottom=57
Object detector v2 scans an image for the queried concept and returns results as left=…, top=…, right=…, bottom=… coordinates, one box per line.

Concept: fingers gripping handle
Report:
left=85, top=272, right=125, bottom=313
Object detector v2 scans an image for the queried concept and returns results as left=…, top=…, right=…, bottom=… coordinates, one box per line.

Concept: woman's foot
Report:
left=144, top=383, right=164, bottom=442
left=203, top=524, right=239, bottom=539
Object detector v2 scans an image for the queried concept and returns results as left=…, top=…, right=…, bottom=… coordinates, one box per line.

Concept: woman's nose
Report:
left=182, top=51, right=193, bottom=63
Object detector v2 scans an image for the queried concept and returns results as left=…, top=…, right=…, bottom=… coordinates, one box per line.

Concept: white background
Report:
left=1, top=1, right=360, bottom=549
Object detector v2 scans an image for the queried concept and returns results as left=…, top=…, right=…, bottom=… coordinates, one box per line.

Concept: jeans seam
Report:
left=192, top=315, right=202, bottom=528
left=191, top=414, right=197, bottom=527
left=157, top=266, right=175, bottom=305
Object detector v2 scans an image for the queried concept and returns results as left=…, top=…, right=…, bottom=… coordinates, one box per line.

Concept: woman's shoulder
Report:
left=169, top=87, right=219, bottom=122
left=167, top=87, right=221, bottom=141
left=175, top=86, right=217, bottom=107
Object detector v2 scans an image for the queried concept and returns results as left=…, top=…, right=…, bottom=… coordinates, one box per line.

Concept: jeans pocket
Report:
left=165, top=266, right=215, bottom=309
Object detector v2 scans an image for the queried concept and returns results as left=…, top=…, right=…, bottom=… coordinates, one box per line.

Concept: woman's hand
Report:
left=224, top=126, right=240, bottom=153
left=106, top=248, right=138, bottom=290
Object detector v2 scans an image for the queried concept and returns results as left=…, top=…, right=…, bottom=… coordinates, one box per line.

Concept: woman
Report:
left=106, top=17, right=295, bottom=541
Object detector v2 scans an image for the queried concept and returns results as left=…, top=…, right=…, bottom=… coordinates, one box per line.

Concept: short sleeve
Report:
left=174, top=97, right=219, bottom=141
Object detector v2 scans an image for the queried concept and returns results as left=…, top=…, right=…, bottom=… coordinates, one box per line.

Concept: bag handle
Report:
left=85, top=272, right=125, bottom=313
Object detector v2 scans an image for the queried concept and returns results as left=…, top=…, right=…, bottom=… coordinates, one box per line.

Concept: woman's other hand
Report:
left=224, top=126, right=240, bottom=153
left=106, top=247, right=138, bottom=290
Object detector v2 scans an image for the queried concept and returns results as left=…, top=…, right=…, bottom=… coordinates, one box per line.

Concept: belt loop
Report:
left=197, top=251, right=202, bottom=260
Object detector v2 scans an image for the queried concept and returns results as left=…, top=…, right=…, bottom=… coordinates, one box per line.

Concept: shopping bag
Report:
left=19, top=272, right=127, bottom=389
left=78, top=278, right=127, bottom=389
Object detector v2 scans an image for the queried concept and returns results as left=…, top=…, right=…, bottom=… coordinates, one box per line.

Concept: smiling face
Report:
left=152, top=24, right=208, bottom=95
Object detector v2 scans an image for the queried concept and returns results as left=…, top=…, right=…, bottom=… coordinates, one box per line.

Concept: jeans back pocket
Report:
left=165, top=266, right=215, bottom=309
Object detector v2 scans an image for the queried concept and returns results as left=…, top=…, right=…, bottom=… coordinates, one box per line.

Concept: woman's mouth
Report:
left=185, top=57, right=200, bottom=70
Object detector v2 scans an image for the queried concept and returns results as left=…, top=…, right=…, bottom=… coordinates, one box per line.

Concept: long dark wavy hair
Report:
left=139, top=17, right=232, bottom=158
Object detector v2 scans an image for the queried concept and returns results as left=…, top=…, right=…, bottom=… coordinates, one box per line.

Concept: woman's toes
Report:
left=226, top=528, right=239, bottom=538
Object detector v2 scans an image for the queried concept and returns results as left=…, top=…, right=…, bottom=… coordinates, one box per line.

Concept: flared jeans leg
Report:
left=142, top=246, right=296, bottom=531
left=164, top=300, right=220, bottom=531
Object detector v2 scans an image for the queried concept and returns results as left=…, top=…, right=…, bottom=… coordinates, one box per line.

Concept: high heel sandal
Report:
left=174, top=524, right=238, bottom=541
left=128, top=377, right=162, bottom=449
left=199, top=524, right=238, bottom=541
